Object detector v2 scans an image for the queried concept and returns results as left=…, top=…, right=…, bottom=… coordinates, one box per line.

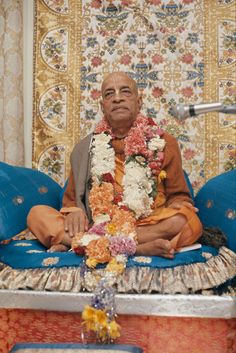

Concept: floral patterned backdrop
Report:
left=32, top=0, right=236, bottom=191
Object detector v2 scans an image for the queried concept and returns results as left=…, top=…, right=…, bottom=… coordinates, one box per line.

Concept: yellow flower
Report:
left=158, top=170, right=167, bottom=184
left=86, top=258, right=98, bottom=268
left=82, top=305, right=120, bottom=341
left=98, top=327, right=108, bottom=341
left=97, top=320, right=121, bottom=341
left=82, top=305, right=95, bottom=321
left=106, top=222, right=117, bottom=235
left=108, top=320, right=121, bottom=339
left=82, top=305, right=107, bottom=331
left=106, top=259, right=125, bottom=274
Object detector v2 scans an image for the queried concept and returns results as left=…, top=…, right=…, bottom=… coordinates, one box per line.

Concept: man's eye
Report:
left=121, top=89, right=132, bottom=95
left=104, top=91, right=113, bottom=98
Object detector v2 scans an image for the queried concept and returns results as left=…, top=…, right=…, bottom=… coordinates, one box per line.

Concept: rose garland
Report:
left=72, top=113, right=166, bottom=342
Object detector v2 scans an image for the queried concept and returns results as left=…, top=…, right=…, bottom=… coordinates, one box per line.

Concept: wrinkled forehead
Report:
left=101, top=72, right=138, bottom=95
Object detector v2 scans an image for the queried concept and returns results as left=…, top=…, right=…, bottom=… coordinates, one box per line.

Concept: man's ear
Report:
left=138, top=95, right=143, bottom=111
left=100, top=100, right=104, bottom=113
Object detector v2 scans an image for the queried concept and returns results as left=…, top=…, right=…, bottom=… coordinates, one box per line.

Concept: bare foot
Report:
left=136, top=239, right=175, bottom=259
left=47, top=244, right=69, bottom=252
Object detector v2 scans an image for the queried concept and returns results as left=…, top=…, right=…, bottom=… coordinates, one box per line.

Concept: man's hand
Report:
left=169, top=201, right=198, bottom=213
left=64, top=209, right=89, bottom=237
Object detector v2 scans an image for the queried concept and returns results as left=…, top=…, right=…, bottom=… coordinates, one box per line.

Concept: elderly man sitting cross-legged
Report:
left=27, top=71, right=202, bottom=259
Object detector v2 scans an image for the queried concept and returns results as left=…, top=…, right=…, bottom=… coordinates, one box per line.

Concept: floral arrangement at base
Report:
left=81, top=276, right=121, bottom=343
left=72, top=113, right=166, bottom=343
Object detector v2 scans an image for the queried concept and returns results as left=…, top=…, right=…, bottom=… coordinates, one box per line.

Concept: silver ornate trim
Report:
left=0, top=290, right=235, bottom=318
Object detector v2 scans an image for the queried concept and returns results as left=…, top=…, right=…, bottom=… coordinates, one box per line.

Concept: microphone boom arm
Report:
left=169, top=103, right=236, bottom=120
left=190, top=103, right=236, bottom=115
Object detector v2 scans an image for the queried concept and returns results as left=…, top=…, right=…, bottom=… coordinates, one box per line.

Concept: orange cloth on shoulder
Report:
left=113, top=139, right=202, bottom=250
left=27, top=137, right=202, bottom=249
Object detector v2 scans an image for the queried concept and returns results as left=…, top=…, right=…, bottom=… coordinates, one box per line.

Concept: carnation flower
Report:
left=91, top=133, right=116, bottom=182
left=124, top=160, right=151, bottom=184
left=88, top=222, right=107, bottom=236
left=93, top=132, right=111, bottom=145
left=89, top=182, right=114, bottom=218
left=94, top=119, right=113, bottom=135
left=94, top=214, right=110, bottom=224
left=102, top=173, right=114, bottom=183
left=86, top=237, right=111, bottom=264
left=124, top=128, right=148, bottom=157
left=72, top=232, right=101, bottom=255
left=110, top=205, right=136, bottom=234
left=113, top=193, right=123, bottom=204
left=72, top=233, right=101, bottom=256
left=109, top=236, right=137, bottom=256
left=148, top=136, right=166, bottom=151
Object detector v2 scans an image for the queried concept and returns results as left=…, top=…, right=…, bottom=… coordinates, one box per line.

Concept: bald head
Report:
left=101, top=72, right=138, bottom=97
left=100, top=71, right=142, bottom=137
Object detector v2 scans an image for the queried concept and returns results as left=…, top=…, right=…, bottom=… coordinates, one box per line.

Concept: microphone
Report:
left=169, top=103, right=236, bottom=120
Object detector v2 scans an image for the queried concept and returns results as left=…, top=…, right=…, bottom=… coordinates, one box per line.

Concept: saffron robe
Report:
left=27, top=132, right=202, bottom=249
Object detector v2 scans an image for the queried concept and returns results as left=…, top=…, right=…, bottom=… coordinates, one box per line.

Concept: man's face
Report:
left=100, top=72, right=142, bottom=130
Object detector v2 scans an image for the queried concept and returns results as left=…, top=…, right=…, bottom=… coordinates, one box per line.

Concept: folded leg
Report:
left=27, top=205, right=71, bottom=250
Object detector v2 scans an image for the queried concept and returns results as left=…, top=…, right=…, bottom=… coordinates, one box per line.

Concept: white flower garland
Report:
left=90, top=120, right=166, bottom=219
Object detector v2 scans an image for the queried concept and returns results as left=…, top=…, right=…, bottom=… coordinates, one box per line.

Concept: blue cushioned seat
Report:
left=195, top=170, right=236, bottom=252
left=0, top=162, right=62, bottom=240
left=0, top=165, right=235, bottom=294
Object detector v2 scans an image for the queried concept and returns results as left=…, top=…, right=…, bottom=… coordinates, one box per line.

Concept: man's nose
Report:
left=113, top=91, right=123, bottom=101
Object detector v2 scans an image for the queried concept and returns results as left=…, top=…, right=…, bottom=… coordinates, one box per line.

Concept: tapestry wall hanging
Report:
left=32, top=0, right=236, bottom=190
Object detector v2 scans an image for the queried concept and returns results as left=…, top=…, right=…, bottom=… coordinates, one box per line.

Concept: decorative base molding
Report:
left=0, top=289, right=235, bottom=318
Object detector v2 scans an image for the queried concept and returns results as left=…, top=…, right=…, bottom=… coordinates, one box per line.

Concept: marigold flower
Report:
left=158, top=170, right=167, bottom=184
left=106, top=223, right=117, bottom=235
left=97, top=320, right=121, bottom=341
left=82, top=305, right=107, bottom=331
left=107, top=320, right=121, bottom=339
left=82, top=305, right=121, bottom=341
left=86, top=237, right=111, bottom=264
left=89, top=182, right=114, bottom=218
left=106, top=258, right=125, bottom=274
left=86, top=258, right=98, bottom=268
left=111, top=205, right=136, bottom=235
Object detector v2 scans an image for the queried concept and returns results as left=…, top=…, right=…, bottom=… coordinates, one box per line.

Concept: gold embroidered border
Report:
left=32, top=0, right=82, bottom=181
left=204, top=1, right=236, bottom=180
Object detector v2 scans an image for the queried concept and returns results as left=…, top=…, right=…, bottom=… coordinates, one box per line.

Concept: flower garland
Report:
left=72, top=113, right=166, bottom=342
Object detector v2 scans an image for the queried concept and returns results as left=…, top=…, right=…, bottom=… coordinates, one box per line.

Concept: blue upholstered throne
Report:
left=0, top=161, right=235, bottom=294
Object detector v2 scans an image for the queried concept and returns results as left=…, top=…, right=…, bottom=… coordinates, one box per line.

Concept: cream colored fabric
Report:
left=0, top=0, right=24, bottom=165
left=0, top=247, right=235, bottom=295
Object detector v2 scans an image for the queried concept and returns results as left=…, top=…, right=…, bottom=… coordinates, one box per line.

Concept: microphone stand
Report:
left=220, top=105, right=236, bottom=114
left=169, top=103, right=236, bottom=120
left=189, top=103, right=236, bottom=116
